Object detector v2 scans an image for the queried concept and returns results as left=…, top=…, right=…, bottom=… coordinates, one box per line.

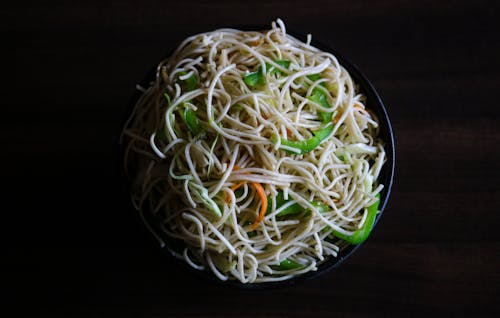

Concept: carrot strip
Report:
left=224, top=165, right=268, bottom=230
left=354, top=103, right=365, bottom=110
left=224, top=165, right=248, bottom=203
left=231, top=181, right=247, bottom=192
left=248, top=38, right=263, bottom=46
left=250, top=182, right=267, bottom=230
left=225, top=181, right=248, bottom=203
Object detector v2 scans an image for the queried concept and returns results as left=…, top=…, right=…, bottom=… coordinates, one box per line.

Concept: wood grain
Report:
left=3, top=0, right=500, bottom=316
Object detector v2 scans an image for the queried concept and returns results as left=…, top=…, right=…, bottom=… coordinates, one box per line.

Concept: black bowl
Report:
left=121, top=25, right=395, bottom=289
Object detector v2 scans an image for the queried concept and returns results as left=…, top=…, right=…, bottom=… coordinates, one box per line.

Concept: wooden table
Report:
left=4, top=0, right=499, bottom=316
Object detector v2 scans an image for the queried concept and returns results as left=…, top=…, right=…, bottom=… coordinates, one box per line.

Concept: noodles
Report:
left=122, top=19, right=386, bottom=283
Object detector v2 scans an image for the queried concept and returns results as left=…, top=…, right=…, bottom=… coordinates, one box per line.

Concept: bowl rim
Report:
left=120, top=24, right=395, bottom=290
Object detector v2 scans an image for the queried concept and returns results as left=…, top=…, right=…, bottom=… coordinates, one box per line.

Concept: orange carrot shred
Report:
left=224, top=165, right=248, bottom=203
left=225, top=165, right=268, bottom=229
left=250, top=182, right=267, bottom=230
left=354, top=103, right=365, bottom=110
left=248, top=38, right=263, bottom=46
left=231, top=181, right=247, bottom=192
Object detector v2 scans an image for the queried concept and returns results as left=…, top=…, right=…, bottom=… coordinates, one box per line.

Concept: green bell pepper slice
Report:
left=266, top=191, right=330, bottom=217
left=183, top=107, right=202, bottom=135
left=244, top=70, right=266, bottom=87
left=332, top=193, right=381, bottom=244
left=279, top=259, right=305, bottom=270
left=309, top=88, right=332, bottom=123
left=269, top=59, right=291, bottom=76
left=244, top=60, right=291, bottom=87
left=177, top=71, right=197, bottom=91
left=272, top=124, right=334, bottom=154
left=307, top=74, right=333, bottom=123
left=266, top=191, right=304, bottom=216
left=174, top=72, right=203, bottom=136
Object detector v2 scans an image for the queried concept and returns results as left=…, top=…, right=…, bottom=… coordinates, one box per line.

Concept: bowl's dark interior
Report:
left=123, top=27, right=395, bottom=290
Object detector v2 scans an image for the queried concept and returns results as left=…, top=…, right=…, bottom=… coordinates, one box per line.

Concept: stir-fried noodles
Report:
left=122, top=19, right=386, bottom=283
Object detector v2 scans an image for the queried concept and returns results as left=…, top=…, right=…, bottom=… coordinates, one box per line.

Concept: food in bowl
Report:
left=122, top=19, right=387, bottom=283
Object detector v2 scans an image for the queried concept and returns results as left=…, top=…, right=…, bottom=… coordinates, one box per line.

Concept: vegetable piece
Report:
left=268, top=191, right=304, bottom=216
left=173, top=72, right=202, bottom=135
left=244, top=68, right=266, bottom=87
left=177, top=71, right=197, bottom=91
left=307, top=74, right=333, bottom=123
left=332, top=193, right=381, bottom=244
left=268, top=59, right=291, bottom=76
left=224, top=165, right=248, bottom=203
left=250, top=182, right=268, bottom=230
left=188, top=182, right=222, bottom=218
left=244, top=60, right=291, bottom=87
left=333, top=112, right=342, bottom=124
left=307, top=74, right=323, bottom=83
left=279, top=259, right=305, bottom=270
left=310, top=201, right=330, bottom=213
left=309, top=88, right=332, bottom=123
left=231, top=181, right=246, bottom=192
left=183, top=108, right=202, bottom=135
left=275, top=59, right=291, bottom=68
left=354, top=103, right=365, bottom=110
left=266, top=191, right=330, bottom=217
left=248, top=38, right=263, bottom=46
left=272, top=124, right=334, bottom=154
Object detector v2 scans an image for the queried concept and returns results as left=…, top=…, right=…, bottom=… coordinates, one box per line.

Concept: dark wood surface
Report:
left=4, top=0, right=500, bottom=317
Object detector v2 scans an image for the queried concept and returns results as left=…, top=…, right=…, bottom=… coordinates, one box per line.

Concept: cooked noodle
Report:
left=122, top=19, right=386, bottom=283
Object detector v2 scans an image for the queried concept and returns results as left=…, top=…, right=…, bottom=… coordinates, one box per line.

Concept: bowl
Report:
left=121, top=25, right=395, bottom=289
